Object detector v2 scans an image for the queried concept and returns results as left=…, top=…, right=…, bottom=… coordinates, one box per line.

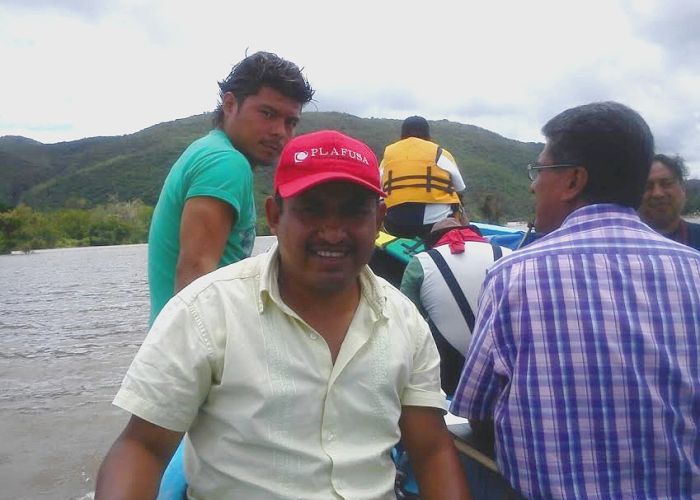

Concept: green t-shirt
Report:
left=147, top=129, right=256, bottom=323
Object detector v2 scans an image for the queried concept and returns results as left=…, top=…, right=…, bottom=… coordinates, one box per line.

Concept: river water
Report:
left=0, top=239, right=275, bottom=500
left=1, top=244, right=148, bottom=499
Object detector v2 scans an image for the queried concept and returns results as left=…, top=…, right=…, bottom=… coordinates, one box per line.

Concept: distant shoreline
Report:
left=4, top=216, right=700, bottom=256
left=2, top=237, right=278, bottom=257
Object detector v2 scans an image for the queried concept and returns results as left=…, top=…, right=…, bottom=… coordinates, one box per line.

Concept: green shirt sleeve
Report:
left=186, top=149, right=252, bottom=216
left=400, top=256, right=427, bottom=317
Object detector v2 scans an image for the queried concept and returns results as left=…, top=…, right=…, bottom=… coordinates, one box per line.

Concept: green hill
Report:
left=0, top=112, right=542, bottom=222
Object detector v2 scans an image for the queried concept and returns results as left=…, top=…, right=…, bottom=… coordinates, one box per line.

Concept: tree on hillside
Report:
left=479, top=193, right=505, bottom=224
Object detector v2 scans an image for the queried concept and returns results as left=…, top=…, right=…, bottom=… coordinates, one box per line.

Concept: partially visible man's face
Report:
left=530, top=142, right=576, bottom=234
left=638, top=161, right=686, bottom=233
left=222, top=85, right=302, bottom=167
left=267, top=182, right=385, bottom=297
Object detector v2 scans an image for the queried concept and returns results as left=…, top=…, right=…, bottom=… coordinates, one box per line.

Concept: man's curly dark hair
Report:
left=213, top=51, right=314, bottom=127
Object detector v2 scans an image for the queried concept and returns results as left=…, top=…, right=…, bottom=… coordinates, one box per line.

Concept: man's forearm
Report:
left=175, top=254, right=219, bottom=292
left=95, top=438, right=168, bottom=500
left=401, top=407, right=471, bottom=499
left=411, top=441, right=471, bottom=500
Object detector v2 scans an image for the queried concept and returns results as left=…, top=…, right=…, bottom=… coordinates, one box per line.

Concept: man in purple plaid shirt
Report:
left=450, top=101, right=700, bottom=499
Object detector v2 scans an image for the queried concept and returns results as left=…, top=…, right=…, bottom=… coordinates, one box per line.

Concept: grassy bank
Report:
left=0, top=200, right=153, bottom=254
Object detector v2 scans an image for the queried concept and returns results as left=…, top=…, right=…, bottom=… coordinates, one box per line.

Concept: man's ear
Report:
left=376, top=200, right=387, bottom=232
left=265, top=196, right=280, bottom=236
left=561, top=166, right=588, bottom=202
left=222, top=92, right=239, bottom=117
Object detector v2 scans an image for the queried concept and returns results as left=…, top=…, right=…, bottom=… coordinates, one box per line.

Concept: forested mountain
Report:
left=0, top=112, right=545, bottom=222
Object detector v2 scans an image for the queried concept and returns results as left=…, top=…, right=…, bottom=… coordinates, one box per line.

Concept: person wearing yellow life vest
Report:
left=380, top=116, right=467, bottom=239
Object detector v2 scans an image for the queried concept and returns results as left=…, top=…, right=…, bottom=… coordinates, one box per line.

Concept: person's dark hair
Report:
left=542, top=101, right=654, bottom=209
left=401, top=116, right=430, bottom=140
left=213, top=51, right=314, bottom=127
left=274, top=191, right=284, bottom=210
left=654, top=153, right=688, bottom=185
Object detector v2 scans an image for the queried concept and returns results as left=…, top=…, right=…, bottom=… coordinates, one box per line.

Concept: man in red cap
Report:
left=96, top=130, right=470, bottom=499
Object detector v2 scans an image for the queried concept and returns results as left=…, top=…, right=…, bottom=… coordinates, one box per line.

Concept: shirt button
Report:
left=309, top=333, right=318, bottom=340
left=327, top=432, right=335, bottom=441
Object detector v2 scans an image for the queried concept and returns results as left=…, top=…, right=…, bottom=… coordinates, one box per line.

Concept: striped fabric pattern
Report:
left=450, top=204, right=700, bottom=499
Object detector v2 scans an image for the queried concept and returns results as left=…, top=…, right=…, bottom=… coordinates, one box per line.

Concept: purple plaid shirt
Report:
left=451, top=204, right=700, bottom=499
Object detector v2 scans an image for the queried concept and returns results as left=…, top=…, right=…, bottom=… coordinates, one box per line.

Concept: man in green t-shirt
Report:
left=148, top=51, right=314, bottom=323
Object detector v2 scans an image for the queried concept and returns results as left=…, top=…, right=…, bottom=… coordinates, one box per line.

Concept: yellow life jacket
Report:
left=380, top=138, right=461, bottom=208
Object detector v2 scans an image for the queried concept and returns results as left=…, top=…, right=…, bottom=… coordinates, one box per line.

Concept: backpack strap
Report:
left=427, top=249, right=476, bottom=331
left=490, top=242, right=503, bottom=261
left=426, top=243, right=505, bottom=331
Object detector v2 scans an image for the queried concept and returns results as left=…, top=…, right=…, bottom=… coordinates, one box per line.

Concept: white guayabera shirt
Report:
left=114, top=244, right=445, bottom=500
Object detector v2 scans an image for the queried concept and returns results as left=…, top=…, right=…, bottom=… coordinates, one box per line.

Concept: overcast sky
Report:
left=1, top=0, right=699, bottom=176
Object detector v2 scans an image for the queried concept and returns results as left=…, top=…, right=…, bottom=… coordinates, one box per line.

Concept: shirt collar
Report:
left=559, top=203, right=642, bottom=230
left=258, top=242, right=281, bottom=313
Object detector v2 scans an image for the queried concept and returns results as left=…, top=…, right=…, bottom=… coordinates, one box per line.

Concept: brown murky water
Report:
left=1, top=244, right=149, bottom=499
left=0, top=238, right=276, bottom=499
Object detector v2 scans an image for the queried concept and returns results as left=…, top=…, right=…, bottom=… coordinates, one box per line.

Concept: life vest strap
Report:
left=383, top=166, right=455, bottom=194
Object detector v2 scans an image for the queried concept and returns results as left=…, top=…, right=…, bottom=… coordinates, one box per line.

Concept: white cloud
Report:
left=1, top=0, right=698, bottom=176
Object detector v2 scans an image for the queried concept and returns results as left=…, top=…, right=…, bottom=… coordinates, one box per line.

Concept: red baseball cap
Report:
left=274, top=130, right=386, bottom=198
